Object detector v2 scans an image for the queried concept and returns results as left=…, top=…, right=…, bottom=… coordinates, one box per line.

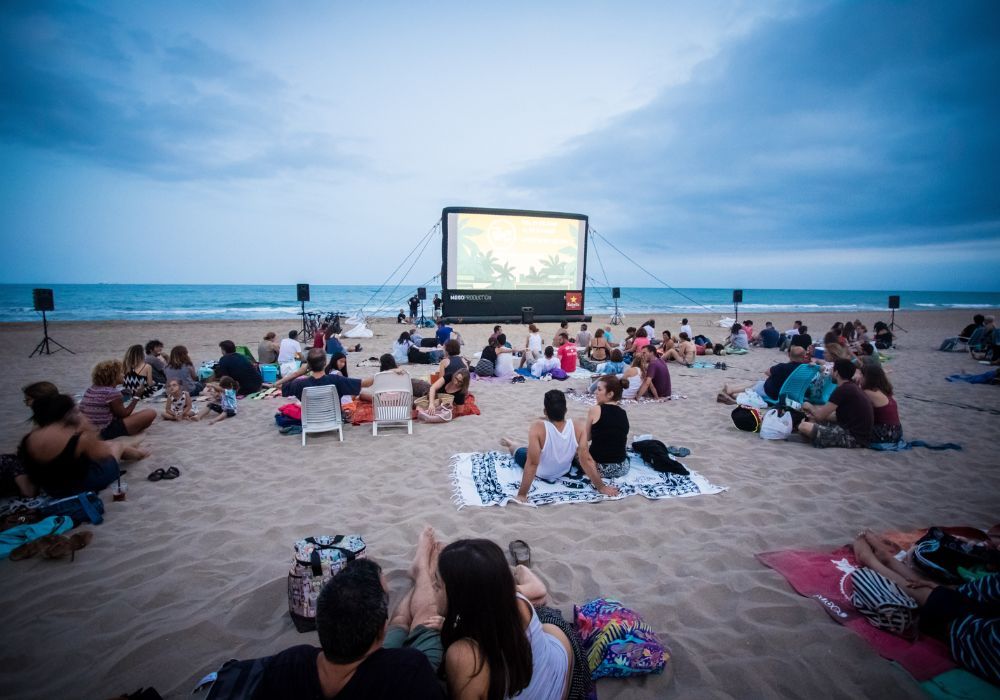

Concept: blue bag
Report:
left=38, top=491, right=105, bottom=526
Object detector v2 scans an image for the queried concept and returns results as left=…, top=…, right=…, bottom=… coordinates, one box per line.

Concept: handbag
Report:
left=413, top=394, right=454, bottom=411
left=287, top=535, right=366, bottom=632
left=417, top=405, right=453, bottom=423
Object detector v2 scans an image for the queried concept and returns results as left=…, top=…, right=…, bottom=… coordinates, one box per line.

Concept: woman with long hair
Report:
left=164, top=345, right=204, bottom=396
left=437, top=538, right=574, bottom=700
left=122, top=344, right=160, bottom=398
left=428, top=339, right=470, bottom=407
left=325, top=352, right=349, bottom=377
left=861, top=364, right=903, bottom=444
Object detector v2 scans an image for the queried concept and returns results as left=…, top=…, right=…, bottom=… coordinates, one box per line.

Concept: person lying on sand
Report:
left=716, top=346, right=808, bottom=405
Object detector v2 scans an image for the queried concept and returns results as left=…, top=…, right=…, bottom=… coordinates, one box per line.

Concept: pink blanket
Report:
left=756, top=546, right=955, bottom=681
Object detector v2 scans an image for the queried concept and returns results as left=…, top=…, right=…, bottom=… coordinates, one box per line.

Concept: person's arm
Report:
left=108, top=394, right=139, bottom=419
left=427, top=376, right=446, bottom=407
left=515, top=421, right=545, bottom=503
left=445, top=641, right=489, bottom=700
left=804, top=399, right=837, bottom=422
left=274, top=365, right=308, bottom=388
left=78, top=430, right=118, bottom=462
left=575, top=414, right=619, bottom=497
left=182, top=392, right=193, bottom=418
left=187, top=365, right=198, bottom=381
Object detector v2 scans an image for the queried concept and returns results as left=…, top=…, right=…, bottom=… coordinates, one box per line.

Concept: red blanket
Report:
left=346, top=394, right=481, bottom=426
left=756, top=542, right=955, bottom=681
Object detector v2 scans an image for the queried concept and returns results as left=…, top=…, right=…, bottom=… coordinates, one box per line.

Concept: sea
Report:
left=0, top=284, right=997, bottom=323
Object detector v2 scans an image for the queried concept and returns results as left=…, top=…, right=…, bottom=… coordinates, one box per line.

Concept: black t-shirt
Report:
left=958, top=323, right=979, bottom=341
left=763, top=361, right=801, bottom=400
left=216, top=353, right=262, bottom=394
left=291, top=373, right=363, bottom=400
left=829, top=382, right=873, bottom=446
left=481, top=345, right=498, bottom=363
left=790, top=333, right=812, bottom=349
left=253, top=645, right=445, bottom=700
left=433, top=297, right=442, bottom=310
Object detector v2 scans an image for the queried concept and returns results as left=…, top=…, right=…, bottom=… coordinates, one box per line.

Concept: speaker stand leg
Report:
left=29, top=312, right=74, bottom=357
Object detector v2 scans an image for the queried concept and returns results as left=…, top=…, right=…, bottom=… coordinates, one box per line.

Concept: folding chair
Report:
left=371, top=371, right=413, bottom=436
left=301, top=385, right=344, bottom=445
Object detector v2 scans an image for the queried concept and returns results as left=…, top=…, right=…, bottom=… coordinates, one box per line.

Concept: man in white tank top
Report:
left=500, top=390, right=584, bottom=503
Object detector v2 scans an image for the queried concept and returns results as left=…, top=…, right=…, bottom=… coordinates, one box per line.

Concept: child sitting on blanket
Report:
left=162, top=379, right=193, bottom=421
left=194, top=377, right=239, bottom=424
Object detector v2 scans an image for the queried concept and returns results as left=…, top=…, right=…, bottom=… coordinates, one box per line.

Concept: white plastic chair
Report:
left=300, top=385, right=344, bottom=445
left=371, top=371, right=413, bottom=436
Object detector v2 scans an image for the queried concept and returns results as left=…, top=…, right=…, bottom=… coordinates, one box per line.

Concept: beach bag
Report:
left=38, top=491, right=104, bottom=526
left=911, top=527, right=999, bottom=584
left=413, top=394, right=454, bottom=411
left=550, top=368, right=568, bottom=380
left=574, top=598, right=668, bottom=679
left=287, top=535, right=366, bottom=632
left=759, top=409, right=793, bottom=440
left=850, top=567, right=919, bottom=638
left=731, top=406, right=762, bottom=433
left=193, top=655, right=272, bottom=699
left=417, top=405, right=453, bottom=423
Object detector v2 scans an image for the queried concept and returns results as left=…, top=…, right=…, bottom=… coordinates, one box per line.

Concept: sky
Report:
left=1, top=0, right=998, bottom=291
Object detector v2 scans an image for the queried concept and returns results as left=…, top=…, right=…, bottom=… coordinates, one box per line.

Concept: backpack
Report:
left=850, top=567, right=918, bottom=638
left=731, top=406, right=762, bottom=432
left=911, top=527, right=999, bottom=584
left=193, top=656, right=271, bottom=699
left=550, top=368, right=568, bottom=380
left=38, top=491, right=105, bottom=526
left=287, top=535, right=366, bottom=632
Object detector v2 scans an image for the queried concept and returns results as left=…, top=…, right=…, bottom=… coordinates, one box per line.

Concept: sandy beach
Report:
left=0, top=309, right=997, bottom=699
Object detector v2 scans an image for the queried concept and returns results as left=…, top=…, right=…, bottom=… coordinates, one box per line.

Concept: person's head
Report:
left=30, top=393, right=77, bottom=427
left=788, top=346, right=807, bottom=362
left=594, top=328, right=604, bottom=339
left=542, top=389, right=567, bottom=422
left=610, top=348, right=623, bottom=363
left=397, top=331, right=411, bottom=344
left=165, top=378, right=182, bottom=396
left=873, top=321, right=887, bottom=332
left=626, top=326, right=636, bottom=337
left=123, top=344, right=144, bottom=370
left=437, top=540, right=532, bottom=700
left=832, top=359, right=856, bottom=384
left=597, top=374, right=628, bottom=402
left=793, top=320, right=802, bottom=328
left=379, top=353, right=397, bottom=371
left=560, top=332, right=572, bottom=343
left=713, top=343, right=725, bottom=355
left=832, top=322, right=844, bottom=334
left=859, top=341, right=875, bottom=357
left=798, top=325, right=808, bottom=334
left=316, top=559, right=388, bottom=664
left=448, top=368, right=470, bottom=395
left=642, top=343, right=658, bottom=358
left=743, top=320, right=753, bottom=328
left=765, top=321, right=773, bottom=328
left=444, top=339, right=461, bottom=357
left=307, top=348, right=327, bottom=372
left=636, top=327, right=647, bottom=338
left=493, top=325, right=501, bottom=334
left=218, top=376, right=239, bottom=392
left=560, top=320, right=568, bottom=329
left=437, top=318, right=446, bottom=327
left=730, top=323, right=741, bottom=334
left=646, top=319, right=655, bottom=328
left=288, top=330, right=298, bottom=340
left=662, top=330, right=672, bottom=340
left=528, top=323, right=539, bottom=333
left=496, top=333, right=507, bottom=347
left=823, top=331, right=839, bottom=346
left=22, top=381, right=58, bottom=408
left=682, top=318, right=689, bottom=325
left=861, top=364, right=893, bottom=396
left=973, top=314, right=985, bottom=325
left=168, top=345, right=193, bottom=369
left=678, top=332, right=690, bottom=342
left=985, top=315, right=996, bottom=327
left=144, top=340, right=163, bottom=355
left=543, top=345, right=554, bottom=359
left=325, top=352, right=348, bottom=376
left=264, top=332, right=276, bottom=341
left=219, top=340, right=236, bottom=355
left=92, top=360, right=123, bottom=387
left=580, top=323, right=588, bottom=331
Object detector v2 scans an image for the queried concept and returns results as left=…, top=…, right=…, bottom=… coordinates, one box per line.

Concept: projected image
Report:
left=448, top=212, right=585, bottom=290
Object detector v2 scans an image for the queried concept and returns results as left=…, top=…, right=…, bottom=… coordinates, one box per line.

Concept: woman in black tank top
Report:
left=428, top=339, right=470, bottom=408
left=584, top=375, right=631, bottom=479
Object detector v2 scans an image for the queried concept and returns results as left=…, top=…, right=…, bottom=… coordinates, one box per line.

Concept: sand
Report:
left=0, top=309, right=997, bottom=699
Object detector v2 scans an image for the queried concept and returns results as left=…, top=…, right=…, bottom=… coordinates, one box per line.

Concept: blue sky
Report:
left=1, top=0, right=997, bottom=290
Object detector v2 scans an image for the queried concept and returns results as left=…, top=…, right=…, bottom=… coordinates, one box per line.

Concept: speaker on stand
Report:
left=732, top=289, right=743, bottom=325
left=417, top=287, right=429, bottom=327
left=29, top=288, right=74, bottom=357
left=887, top=295, right=906, bottom=334
left=297, top=283, right=310, bottom=338
left=610, top=287, right=624, bottom=325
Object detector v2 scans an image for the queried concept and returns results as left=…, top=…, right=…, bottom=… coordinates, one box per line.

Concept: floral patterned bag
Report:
left=287, top=535, right=366, bottom=632
left=573, top=597, right=668, bottom=679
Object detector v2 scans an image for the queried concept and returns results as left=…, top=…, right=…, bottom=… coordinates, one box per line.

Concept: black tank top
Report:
left=443, top=356, right=465, bottom=383
left=589, top=404, right=629, bottom=463
left=18, top=432, right=89, bottom=495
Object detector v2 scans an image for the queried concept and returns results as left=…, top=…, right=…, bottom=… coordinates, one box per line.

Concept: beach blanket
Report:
left=946, top=370, right=998, bottom=384
left=450, top=450, right=725, bottom=508
left=346, top=394, right=481, bottom=425
left=756, top=543, right=956, bottom=681
left=0, top=494, right=52, bottom=519
left=869, top=439, right=962, bottom=451
left=566, top=393, right=687, bottom=406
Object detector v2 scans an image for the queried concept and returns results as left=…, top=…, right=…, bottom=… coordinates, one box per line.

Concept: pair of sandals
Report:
left=10, top=531, right=94, bottom=562
left=147, top=466, right=181, bottom=482
left=511, top=376, right=526, bottom=384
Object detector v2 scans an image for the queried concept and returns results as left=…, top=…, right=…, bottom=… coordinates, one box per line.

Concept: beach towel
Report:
left=565, top=393, right=686, bottom=407
left=450, top=451, right=725, bottom=508
left=346, top=394, right=480, bottom=425
left=921, top=668, right=1000, bottom=700
left=0, top=515, right=74, bottom=559
left=756, top=545, right=955, bottom=681
left=869, top=440, right=963, bottom=451
left=946, top=371, right=998, bottom=384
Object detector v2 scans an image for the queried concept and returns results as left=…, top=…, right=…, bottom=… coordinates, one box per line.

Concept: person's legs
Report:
left=852, top=533, right=934, bottom=606
left=810, top=423, right=858, bottom=448
left=408, top=526, right=441, bottom=628
left=124, top=408, right=156, bottom=435
left=514, top=564, right=549, bottom=606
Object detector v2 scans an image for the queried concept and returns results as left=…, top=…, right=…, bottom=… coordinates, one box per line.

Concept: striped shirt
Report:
left=950, top=575, right=1000, bottom=685
left=80, top=385, right=121, bottom=429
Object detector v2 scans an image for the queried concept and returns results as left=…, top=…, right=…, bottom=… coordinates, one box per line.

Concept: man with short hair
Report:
left=432, top=294, right=442, bottom=319
left=798, top=359, right=873, bottom=448
left=434, top=319, right=454, bottom=346
left=278, top=330, right=304, bottom=377
left=717, top=346, right=808, bottom=404
left=253, top=558, right=445, bottom=699
left=758, top=322, right=781, bottom=349
left=790, top=324, right=812, bottom=352
left=638, top=345, right=671, bottom=399
left=144, top=340, right=168, bottom=384
left=577, top=323, right=591, bottom=349
left=779, top=321, right=802, bottom=351
left=489, top=325, right=502, bottom=344
left=679, top=318, right=693, bottom=338
left=214, top=340, right=263, bottom=394
left=285, top=349, right=376, bottom=399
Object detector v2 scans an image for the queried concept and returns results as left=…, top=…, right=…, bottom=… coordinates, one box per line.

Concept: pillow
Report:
left=573, top=597, right=668, bottom=679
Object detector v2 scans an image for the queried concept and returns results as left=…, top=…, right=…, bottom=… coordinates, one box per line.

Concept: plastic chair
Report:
left=371, top=371, right=413, bottom=436
left=301, top=385, right=344, bottom=445
left=763, top=363, right=821, bottom=406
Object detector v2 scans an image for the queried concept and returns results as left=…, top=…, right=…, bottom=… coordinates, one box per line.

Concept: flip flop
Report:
left=667, top=446, right=691, bottom=458
left=508, top=539, right=531, bottom=567
left=161, top=466, right=181, bottom=480
left=9, top=534, right=63, bottom=561
left=44, top=531, right=94, bottom=561
left=147, top=468, right=166, bottom=482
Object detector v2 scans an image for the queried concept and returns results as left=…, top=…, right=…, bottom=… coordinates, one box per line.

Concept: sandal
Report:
left=147, top=468, right=166, bottom=482
left=161, top=466, right=181, bottom=480
left=44, top=531, right=94, bottom=561
left=9, top=534, right=63, bottom=561
left=508, top=539, right=531, bottom=567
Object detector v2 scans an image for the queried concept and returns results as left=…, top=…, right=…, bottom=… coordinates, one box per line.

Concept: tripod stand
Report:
left=610, top=298, right=624, bottom=325
left=30, top=311, right=75, bottom=357
left=300, top=300, right=308, bottom=339
left=889, top=308, right=908, bottom=334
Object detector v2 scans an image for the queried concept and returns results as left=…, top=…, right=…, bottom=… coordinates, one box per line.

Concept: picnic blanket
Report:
left=756, top=539, right=956, bottom=681
left=450, top=450, right=725, bottom=508
left=345, top=394, right=481, bottom=425
left=565, top=392, right=687, bottom=406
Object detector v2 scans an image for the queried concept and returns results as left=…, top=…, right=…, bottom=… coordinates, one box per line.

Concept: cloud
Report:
left=505, top=1, right=1000, bottom=255
left=0, top=1, right=359, bottom=180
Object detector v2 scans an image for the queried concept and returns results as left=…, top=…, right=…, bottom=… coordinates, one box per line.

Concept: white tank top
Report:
left=528, top=332, right=543, bottom=353
left=536, top=419, right=578, bottom=481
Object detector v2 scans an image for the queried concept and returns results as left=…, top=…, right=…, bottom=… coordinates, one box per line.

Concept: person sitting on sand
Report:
left=253, top=556, right=446, bottom=699
left=0, top=382, right=61, bottom=498
left=474, top=336, right=507, bottom=378
left=587, top=349, right=630, bottom=393
left=556, top=337, right=577, bottom=373
left=428, top=340, right=471, bottom=407
left=397, top=308, right=407, bottom=323
left=789, top=324, right=812, bottom=353
left=18, top=393, right=149, bottom=498
left=278, top=330, right=304, bottom=377
left=798, top=359, right=873, bottom=448
left=579, top=375, right=630, bottom=485
left=215, top=340, right=263, bottom=395
left=857, top=342, right=881, bottom=368
left=530, top=346, right=561, bottom=379
left=519, top=323, right=544, bottom=369
left=283, top=349, right=377, bottom=401
left=164, top=345, right=204, bottom=396
left=631, top=327, right=651, bottom=354
left=194, top=377, right=240, bottom=424
left=657, top=330, right=675, bottom=357
left=636, top=345, right=671, bottom=399
left=852, top=530, right=999, bottom=685
left=576, top=323, right=591, bottom=349
left=584, top=328, right=611, bottom=366
left=717, top=346, right=809, bottom=405
left=162, top=379, right=193, bottom=421
left=122, top=344, right=160, bottom=398
left=741, top=320, right=755, bottom=344
left=81, top=360, right=157, bottom=439
left=873, top=321, right=894, bottom=350
left=437, top=538, right=575, bottom=700
left=724, top=323, right=749, bottom=353
left=501, top=390, right=584, bottom=502
left=757, top=322, right=781, bottom=348
left=258, top=332, right=280, bottom=365
left=860, top=364, right=903, bottom=445
left=144, top=340, right=169, bottom=384
left=663, top=332, right=696, bottom=365
left=823, top=331, right=856, bottom=364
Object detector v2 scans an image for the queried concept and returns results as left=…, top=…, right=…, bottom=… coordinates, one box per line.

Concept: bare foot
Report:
left=499, top=437, right=517, bottom=454
left=862, top=530, right=901, bottom=564
left=410, top=526, right=435, bottom=579
left=716, top=392, right=737, bottom=405
left=122, top=447, right=151, bottom=461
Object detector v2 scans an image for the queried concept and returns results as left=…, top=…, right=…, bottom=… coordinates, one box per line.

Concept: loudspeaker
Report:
left=417, top=287, right=427, bottom=301
left=611, top=287, right=621, bottom=299
left=33, top=288, right=54, bottom=312
left=732, top=289, right=743, bottom=304
left=521, top=306, right=534, bottom=324
left=296, top=283, right=310, bottom=302
left=888, top=295, right=900, bottom=310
